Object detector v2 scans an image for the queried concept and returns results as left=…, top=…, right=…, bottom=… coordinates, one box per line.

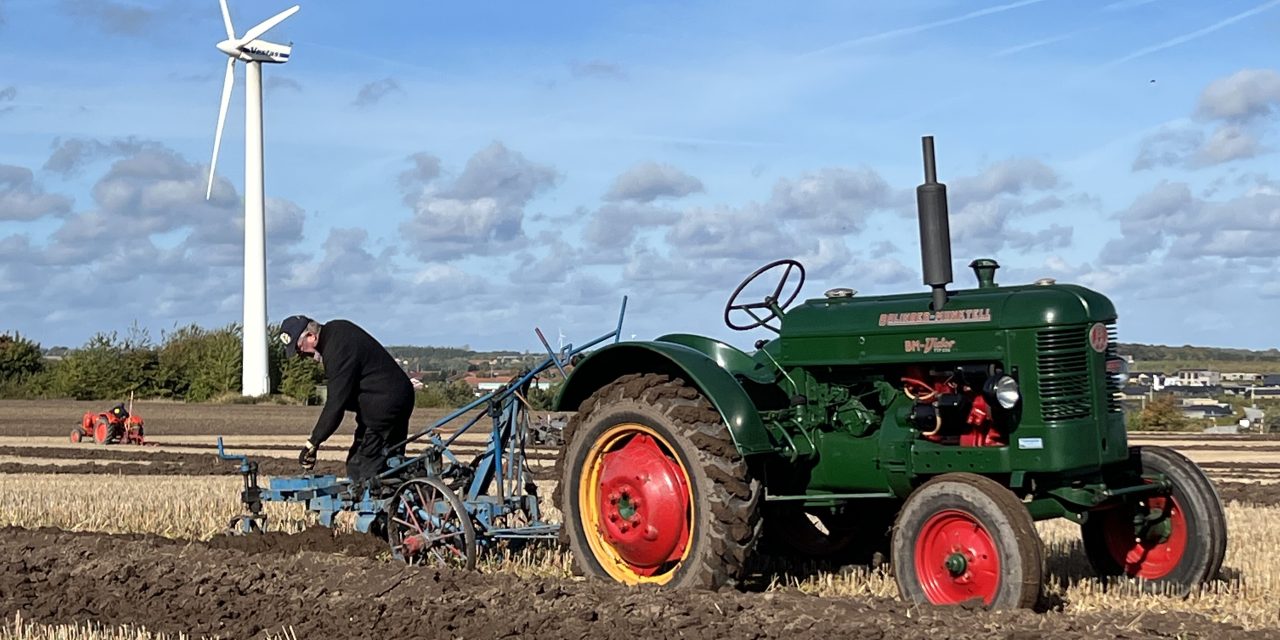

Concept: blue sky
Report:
left=2, top=0, right=1280, bottom=352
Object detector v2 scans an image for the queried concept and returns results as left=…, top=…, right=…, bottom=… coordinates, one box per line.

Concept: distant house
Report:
left=1164, top=384, right=1222, bottom=398
left=1263, top=374, right=1280, bottom=387
left=1173, top=369, right=1221, bottom=387
left=1204, top=424, right=1241, bottom=435
left=461, top=374, right=554, bottom=395
left=1180, top=403, right=1233, bottom=420
left=1120, top=384, right=1150, bottom=400
left=1243, top=406, right=1267, bottom=432
left=1222, top=372, right=1263, bottom=383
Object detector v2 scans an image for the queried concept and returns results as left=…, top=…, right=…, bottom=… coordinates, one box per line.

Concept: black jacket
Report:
left=308, top=320, right=414, bottom=446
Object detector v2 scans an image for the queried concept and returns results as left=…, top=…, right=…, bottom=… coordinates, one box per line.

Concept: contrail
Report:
left=798, top=0, right=1055, bottom=59
left=992, top=31, right=1078, bottom=58
left=1100, top=0, right=1280, bottom=68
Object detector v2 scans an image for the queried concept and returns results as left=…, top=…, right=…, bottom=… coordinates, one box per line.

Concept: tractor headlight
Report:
left=985, top=374, right=1020, bottom=409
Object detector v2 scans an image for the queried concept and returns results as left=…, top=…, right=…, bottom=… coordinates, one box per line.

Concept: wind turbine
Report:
left=205, top=0, right=299, bottom=397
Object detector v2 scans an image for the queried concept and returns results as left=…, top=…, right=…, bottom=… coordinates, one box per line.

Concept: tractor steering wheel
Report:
left=724, top=259, right=806, bottom=333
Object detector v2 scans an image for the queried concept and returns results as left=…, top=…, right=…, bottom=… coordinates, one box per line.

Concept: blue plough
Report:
left=217, top=298, right=627, bottom=567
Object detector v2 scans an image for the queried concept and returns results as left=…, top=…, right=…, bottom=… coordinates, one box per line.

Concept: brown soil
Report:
left=206, top=526, right=388, bottom=558
left=0, top=399, right=461, bottom=437
left=0, top=445, right=347, bottom=476
left=1, top=526, right=1269, bottom=640
left=1214, top=481, right=1280, bottom=507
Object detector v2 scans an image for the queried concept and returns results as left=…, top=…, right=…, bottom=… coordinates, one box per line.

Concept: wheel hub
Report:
left=595, top=433, right=690, bottom=572
left=914, top=510, right=1001, bottom=605
left=945, top=552, right=968, bottom=576
left=1101, top=493, right=1187, bottom=579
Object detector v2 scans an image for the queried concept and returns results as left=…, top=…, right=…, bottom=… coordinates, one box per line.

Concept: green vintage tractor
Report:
left=552, top=136, right=1227, bottom=608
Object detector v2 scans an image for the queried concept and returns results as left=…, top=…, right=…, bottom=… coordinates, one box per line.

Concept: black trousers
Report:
left=346, top=407, right=411, bottom=485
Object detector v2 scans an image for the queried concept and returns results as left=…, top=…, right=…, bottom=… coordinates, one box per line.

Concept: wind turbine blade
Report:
left=236, top=5, right=299, bottom=46
left=219, top=0, right=234, bottom=40
left=206, top=58, right=235, bottom=200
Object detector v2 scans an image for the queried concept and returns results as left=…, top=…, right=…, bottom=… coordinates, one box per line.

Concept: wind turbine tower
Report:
left=205, top=0, right=299, bottom=397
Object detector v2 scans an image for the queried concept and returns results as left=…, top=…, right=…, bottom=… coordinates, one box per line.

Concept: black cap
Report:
left=278, top=315, right=314, bottom=358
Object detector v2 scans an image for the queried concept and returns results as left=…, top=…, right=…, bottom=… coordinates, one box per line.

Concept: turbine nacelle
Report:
left=206, top=1, right=299, bottom=199
left=216, top=38, right=292, bottom=63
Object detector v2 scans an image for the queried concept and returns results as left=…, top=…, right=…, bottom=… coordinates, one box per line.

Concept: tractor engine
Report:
left=902, top=364, right=1013, bottom=447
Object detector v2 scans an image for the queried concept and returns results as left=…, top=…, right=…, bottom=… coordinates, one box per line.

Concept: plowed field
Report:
left=2, top=399, right=1278, bottom=639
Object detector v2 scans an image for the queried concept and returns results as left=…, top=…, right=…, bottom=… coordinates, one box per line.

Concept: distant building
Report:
left=1174, top=369, right=1221, bottom=387
left=1243, top=406, right=1267, bottom=432
left=1164, top=384, right=1222, bottom=398
left=1222, top=372, right=1263, bottom=383
left=1263, top=374, right=1280, bottom=386
left=461, top=374, right=554, bottom=395
left=1180, top=403, right=1232, bottom=420
left=1204, top=424, right=1241, bottom=435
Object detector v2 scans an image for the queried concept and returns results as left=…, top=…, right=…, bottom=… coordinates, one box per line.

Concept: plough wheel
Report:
left=892, top=473, right=1043, bottom=609
left=555, top=373, right=762, bottom=589
left=387, top=477, right=476, bottom=570
left=1081, top=446, right=1227, bottom=593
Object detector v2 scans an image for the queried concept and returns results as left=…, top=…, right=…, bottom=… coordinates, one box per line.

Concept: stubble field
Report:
left=2, top=399, right=1279, bottom=639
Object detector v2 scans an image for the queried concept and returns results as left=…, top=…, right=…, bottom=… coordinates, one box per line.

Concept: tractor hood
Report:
left=781, top=282, right=1117, bottom=340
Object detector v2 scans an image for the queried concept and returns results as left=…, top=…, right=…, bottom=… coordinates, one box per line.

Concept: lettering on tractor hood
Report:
left=879, top=308, right=992, bottom=327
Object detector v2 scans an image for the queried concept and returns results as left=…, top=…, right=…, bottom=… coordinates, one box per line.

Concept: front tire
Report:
left=892, top=473, right=1043, bottom=609
left=554, top=373, right=762, bottom=589
left=1082, top=446, right=1227, bottom=593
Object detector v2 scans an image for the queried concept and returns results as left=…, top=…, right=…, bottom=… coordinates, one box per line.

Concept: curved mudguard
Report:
left=555, top=341, right=774, bottom=455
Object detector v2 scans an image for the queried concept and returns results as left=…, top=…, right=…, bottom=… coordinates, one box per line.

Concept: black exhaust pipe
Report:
left=916, top=136, right=953, bottom=312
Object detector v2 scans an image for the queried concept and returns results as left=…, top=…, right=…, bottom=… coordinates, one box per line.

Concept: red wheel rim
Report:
left=586, top=427, right=692, bottom=580
left=914, top=509, right=1001, bottom=605
left=1098, top=493, right=1187, bottom=580
left=93, top=421, right=109, bottom=444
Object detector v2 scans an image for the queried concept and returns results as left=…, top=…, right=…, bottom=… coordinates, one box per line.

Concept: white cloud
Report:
left=1134, top=68, right=1280, bottom=171
left=604, top=162, right=703, bottom=203
left=1195, top=69, right=1280, bottom=123
left=400, top=142, right=558, bottom=261
left=0, top=164, right=72, bottom=221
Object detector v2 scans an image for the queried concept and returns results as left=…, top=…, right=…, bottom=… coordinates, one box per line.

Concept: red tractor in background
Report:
left=71, top=403, right=146, bottom=445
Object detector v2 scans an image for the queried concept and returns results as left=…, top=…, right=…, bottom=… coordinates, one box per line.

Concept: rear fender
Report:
left=555, top=342, right=774, bottom=455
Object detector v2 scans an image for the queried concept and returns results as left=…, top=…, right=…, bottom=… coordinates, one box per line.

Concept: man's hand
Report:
left=299, top=441, right=318, bottom=470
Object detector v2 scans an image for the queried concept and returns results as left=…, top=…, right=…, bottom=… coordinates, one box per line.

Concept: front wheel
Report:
left=1082, top=446, right=1227, bottom=593
left=554, top=373, right=762, bottom=589
left=892, top=473, right=1043, bottom=609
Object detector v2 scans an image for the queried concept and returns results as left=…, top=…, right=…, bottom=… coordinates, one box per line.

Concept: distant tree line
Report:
left=1120, top=343, right=1280, bottom=364
left=0, top=327, right=539, bottom=410
left=0, top=325, right=323, bottom=404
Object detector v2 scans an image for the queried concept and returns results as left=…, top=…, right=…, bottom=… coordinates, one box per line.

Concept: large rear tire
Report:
left=1082, top=446, right=1227, bottom=594
left=93, top=416, right=119, bottom=445
left=554, top=373, right=762, bottom=589
left=892, top=473, right=1043, bottom=609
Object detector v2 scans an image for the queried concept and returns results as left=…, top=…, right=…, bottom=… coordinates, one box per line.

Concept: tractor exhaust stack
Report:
left=916, top=135, right=953, bottom=312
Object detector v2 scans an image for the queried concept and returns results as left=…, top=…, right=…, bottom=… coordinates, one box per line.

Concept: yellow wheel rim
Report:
left=579, top=423, right=695, bottom=584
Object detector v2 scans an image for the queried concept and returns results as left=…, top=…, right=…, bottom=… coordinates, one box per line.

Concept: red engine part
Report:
left=903, top=368, right=1004, bottom=447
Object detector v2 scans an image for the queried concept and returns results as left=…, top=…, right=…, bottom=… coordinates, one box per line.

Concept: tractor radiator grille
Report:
left=1037, top=327, right=1091, bottom=421
left=1104, top=323, right=1122, bottom=413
